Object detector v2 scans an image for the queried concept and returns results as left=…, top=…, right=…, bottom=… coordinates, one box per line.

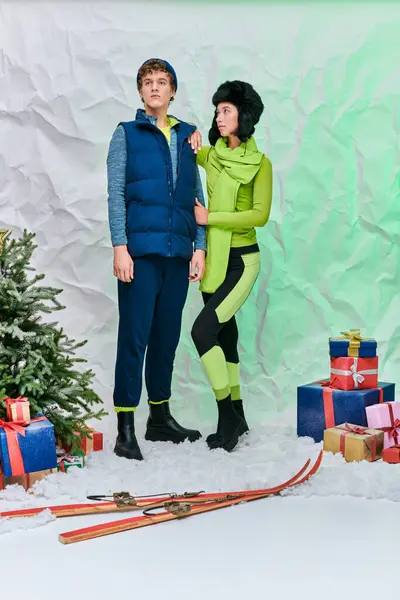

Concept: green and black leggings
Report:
left=191, top=244, right=260, bottom=402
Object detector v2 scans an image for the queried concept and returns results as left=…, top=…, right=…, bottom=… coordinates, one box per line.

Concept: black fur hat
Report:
left=209, top=80, right=264, bottom=146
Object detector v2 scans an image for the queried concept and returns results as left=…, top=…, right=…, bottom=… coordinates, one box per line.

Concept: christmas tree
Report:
left=0, top=228, right=107, bottom=449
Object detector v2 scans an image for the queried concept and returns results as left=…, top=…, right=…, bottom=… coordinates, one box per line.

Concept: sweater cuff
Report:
left=112, top=236, right=128, bottom=247
left=208, top=213, right=218, bottom=225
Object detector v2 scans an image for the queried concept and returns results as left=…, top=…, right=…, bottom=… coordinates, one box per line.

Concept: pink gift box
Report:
left=330, top=356, right=378, bottom=391
left=366, top=402, right=400, bottom=449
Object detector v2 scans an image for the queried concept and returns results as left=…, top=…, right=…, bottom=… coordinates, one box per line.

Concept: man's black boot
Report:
left=206, top=398, right=249, bottom=447
left=207, top=396, right=247, bottom=452
left=114, top=412, right=143, bottom=460
left=145, top=402, right=201, bottom=444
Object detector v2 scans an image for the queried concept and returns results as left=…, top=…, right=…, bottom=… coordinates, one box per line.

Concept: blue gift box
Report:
left=0, top=415, right=57, bottom=477
left=297, top=380, right=395, bottom=442
left=329, top=337, right=377, bottom=358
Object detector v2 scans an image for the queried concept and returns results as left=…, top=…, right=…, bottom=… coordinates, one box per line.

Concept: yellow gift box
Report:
left=323, top=423, right=384, bottom=462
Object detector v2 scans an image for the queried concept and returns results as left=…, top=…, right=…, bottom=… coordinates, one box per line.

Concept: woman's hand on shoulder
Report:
left=188, top=130, right=202, bottom=154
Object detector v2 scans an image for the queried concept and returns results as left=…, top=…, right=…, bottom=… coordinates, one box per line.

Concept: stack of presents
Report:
left=0, top=396, right=103, bottom=491
left=297, top=329, right=400, bottom=464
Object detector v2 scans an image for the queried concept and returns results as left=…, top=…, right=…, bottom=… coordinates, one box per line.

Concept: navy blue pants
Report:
left=113, top=255, right=190, bottom=409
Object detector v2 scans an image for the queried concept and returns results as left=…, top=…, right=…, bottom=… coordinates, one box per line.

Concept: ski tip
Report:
left=312, top=450, right=323, bottom=472
left=295, top=450, right=323, bottom=486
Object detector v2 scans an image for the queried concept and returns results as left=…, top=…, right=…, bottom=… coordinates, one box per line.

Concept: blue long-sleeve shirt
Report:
left=107, top=113, right=206, bottom=252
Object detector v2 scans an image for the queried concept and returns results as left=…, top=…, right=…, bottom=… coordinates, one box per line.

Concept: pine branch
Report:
left=0, top=229, right=107, bottom=443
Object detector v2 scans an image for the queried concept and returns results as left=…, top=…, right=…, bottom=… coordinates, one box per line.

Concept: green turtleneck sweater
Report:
left=196, top=142, right=272, bottom=248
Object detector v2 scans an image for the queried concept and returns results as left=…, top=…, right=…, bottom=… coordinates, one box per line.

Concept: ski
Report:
left=58, top=451, right=322, bottom=545
left=0, top=459, right=311, bottom=521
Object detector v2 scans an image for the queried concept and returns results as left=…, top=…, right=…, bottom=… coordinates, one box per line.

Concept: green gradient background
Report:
left=168, top=3, right=400, bottom=423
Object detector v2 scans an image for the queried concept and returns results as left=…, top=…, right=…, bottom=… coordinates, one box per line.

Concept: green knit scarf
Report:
left=199, top=136, right=264, bottom=294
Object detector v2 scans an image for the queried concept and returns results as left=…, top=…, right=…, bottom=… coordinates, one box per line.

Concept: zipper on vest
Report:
left=138, top=120, right=174, bottom=256
left=166, top=142, right=173, bottom=258
left=155, top=125, right=174, bottom=257
left=176, top=143, right=184, bottom=185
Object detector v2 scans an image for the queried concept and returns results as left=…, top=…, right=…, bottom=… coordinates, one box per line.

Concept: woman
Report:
left=190, top=80, right=272, bottom=452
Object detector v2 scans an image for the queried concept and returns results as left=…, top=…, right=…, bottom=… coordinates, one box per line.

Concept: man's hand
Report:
left=189, top=249, right=205, bottom=283
left=194, top=198, right=209, bottom=225
left=113, top=245, right=134, bottom=282
left=188, top=130, right=202, bottom=154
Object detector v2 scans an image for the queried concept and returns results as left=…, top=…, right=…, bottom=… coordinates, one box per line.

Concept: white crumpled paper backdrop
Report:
left=1, top=2, right=399, bottom=434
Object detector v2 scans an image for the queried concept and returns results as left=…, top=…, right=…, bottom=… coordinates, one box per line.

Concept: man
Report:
left=107, top=58, right=205, bottom=460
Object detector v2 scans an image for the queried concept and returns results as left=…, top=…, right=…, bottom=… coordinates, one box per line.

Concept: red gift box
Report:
left=382, top=445, right=400, bottom=464
left=61, top=428, right=103, bottom=456
left=329, top=356, right=378, bottom=391
left=4, top=396, right=31, bottom=426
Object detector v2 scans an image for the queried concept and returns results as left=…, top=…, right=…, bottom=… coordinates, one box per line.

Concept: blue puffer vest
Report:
left=120, top=110, right=197, bottom=261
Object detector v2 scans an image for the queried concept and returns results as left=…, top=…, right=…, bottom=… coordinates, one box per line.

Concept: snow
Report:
left=0, top=508, right=55, bottom=535
left=1, top=414, right=399, bottom=598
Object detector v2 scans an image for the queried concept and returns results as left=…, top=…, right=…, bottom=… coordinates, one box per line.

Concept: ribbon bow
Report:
left=380, top=419, right=400, bottom=441
left=58, top=453, right=80, bottom=464
left=338, top=423, right=370, bottom=436
left=340, top=329, right=363, bottom=341
left=349, top=359, right=365, bottom=387
left=0, top=419, right=27, bottom=436
left=3, top=396, right=28, bottom=404
left=57, top=452, right=83, bottom=473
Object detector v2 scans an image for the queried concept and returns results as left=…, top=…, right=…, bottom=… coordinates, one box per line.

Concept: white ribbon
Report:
left=330, top=357, right=378, bottom=389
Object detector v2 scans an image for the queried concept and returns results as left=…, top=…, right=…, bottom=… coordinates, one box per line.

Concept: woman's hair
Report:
left=208, top=80, right=264, bottom=145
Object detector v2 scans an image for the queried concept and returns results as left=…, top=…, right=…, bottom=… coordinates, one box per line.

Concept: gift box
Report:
left=323, top=423, right=384, bottom=462
left=329, top=329, right=377, bottom=358
left=61, top=427, right=103, bottom=456
left=0, top=465, right=57, bottom=491
left=366, top=402, right=400, bottom=449
left=297, top=380, right=395, bottom=442
left=56, top=447, right=85, bottom=473
left=330, top=356, right=378, bottom=391
left=80, top=428, right=103, bottom=455
left=382, top=445, right=400, bottom=464
left=57, top=457, right=84, bottom=473
left=0, top=415, right=57, bottom=477
left=4, top=396, right=31, bottom=425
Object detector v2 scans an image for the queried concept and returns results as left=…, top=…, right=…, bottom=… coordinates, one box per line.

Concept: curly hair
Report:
left=208, top=80, right=264, bottom=145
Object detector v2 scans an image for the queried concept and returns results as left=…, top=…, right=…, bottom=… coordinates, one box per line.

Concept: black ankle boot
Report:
left=232, top=400, right=249, bottom=432
left=206, top=399, right=249, bottom=447
left=207, top=396, right=247, bottom=452
left=114, top=412, right=143, bottom=460
left=145, top=402, right=201, bottom=444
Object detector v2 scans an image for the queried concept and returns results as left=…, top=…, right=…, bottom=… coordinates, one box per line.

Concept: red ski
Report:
left=0, top=459, right=312, bottom=521
left=59, top=451, right=322, bottom=545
